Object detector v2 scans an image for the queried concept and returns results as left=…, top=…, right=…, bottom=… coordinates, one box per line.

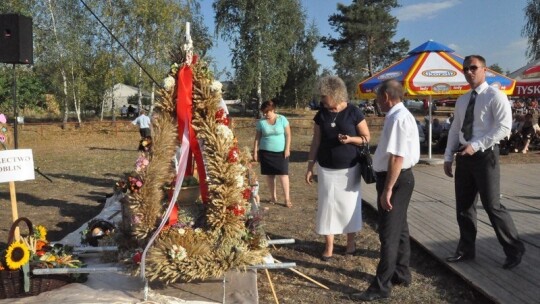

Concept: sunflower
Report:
left=5, top=241, right=30, bottom=270
left=35, top=225, right=47, bottom=241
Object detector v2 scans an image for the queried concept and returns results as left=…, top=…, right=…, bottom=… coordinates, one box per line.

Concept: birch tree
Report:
left=214, top=0, right=304, bottom=113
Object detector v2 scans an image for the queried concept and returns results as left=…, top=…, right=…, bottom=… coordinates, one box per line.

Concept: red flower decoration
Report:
left=132, top=251, right=142, bottom=264
left=242, top=188, right=251, bottom=200
left=222, top=117, right=230, bottom=126
left=215, top=109, right=230, bottom=126
left=228, top=147, right=239, bottom=163
left=232, top=204, right=245, bottom=216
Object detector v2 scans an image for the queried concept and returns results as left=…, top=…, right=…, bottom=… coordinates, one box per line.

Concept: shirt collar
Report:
left=386, top=101, right=406, bottom=117
left=472, top=82, right=489, bottom=95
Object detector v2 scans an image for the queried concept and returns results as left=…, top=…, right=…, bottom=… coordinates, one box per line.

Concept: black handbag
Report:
left=358, top=135, right=377, bottom=184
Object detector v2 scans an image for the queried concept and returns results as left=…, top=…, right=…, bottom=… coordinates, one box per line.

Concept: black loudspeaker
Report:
left=0, top=14, right=33, bottom=64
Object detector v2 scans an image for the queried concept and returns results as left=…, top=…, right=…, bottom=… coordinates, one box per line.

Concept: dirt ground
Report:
left=0, top=115, right=537, bottom=303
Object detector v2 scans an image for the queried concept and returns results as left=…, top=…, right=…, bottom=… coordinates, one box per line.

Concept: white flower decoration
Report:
left=216, top=124, right=233, bottom=143
left=210, top=80, right=223, bottom=93
left=194, top=228, right=202, bottom=234
left=168, top=245, right=187, bottom=261
left=163, top=76, right=176, bottom=91
left=177, top=228, right=186, bottom=235
left=236, top=175, right=244, bottom=188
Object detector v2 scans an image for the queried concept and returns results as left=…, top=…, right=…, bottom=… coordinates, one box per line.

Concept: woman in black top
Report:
left=305, top=76, right=371, bottom=260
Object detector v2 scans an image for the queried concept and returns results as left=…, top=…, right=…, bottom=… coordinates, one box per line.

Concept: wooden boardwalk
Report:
left=361, top=163, right=540, bottom=304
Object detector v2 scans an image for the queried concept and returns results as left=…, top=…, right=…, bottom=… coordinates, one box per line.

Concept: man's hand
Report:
left=459, top=144, right=475, bottom=156
left=380, top=188, right=393, bottom=211
left=444, top=161, right=453, bottom=177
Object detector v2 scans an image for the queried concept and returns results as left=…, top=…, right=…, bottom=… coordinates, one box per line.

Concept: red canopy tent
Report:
left=509, top=59, right=540, bottom=96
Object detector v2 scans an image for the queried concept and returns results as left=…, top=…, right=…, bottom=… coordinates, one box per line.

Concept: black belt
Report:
left=460, top=144, right=499, bottom=151
left=375, top=167, right=411, bottom=176
left=484, top=144, right=499, bottom=151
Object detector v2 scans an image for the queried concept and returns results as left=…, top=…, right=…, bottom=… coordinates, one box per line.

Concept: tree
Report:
left=214, top=0, right=305, bottom=113
left=489, top=64, right=504, bottom=74
left=279, top=22, right=320, bottom=108
left=322, top=0, right=409, bottom=96
left=523, top=0, right=540, bottom=61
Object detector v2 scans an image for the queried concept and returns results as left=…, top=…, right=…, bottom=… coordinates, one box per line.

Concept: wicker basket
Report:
left=0, top=217, right=75, bottom=299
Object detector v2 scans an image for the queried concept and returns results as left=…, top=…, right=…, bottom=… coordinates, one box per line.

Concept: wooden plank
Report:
left=361, top=164, right=540, bottom=304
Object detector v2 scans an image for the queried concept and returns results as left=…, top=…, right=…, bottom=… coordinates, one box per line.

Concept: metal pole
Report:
left=428, top=96, right=433, bottom=159
left=12, top=64, right=18, bottom=149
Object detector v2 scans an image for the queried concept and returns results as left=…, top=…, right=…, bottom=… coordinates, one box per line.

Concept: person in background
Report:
left=519, top=113, right=535, bottom=153
left=443, top=55, right=525, bottom=270
left=305, top=76, right=370, bottom=261
left=121, top=105, right=128, bottom=117
left=416, top=120, right=425, bottom=145
left=431, top=118, right=443, bottom=142
left=350, top=79, right=419, bottom=302
left=132, top=109, right=151, bottom=138
left=253, top=101, right=292, bottom=207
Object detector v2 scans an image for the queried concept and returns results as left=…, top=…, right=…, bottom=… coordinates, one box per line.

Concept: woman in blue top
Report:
left=305, top=76, right=371, bottom=261
left=253, top=101, right=292, bottom=207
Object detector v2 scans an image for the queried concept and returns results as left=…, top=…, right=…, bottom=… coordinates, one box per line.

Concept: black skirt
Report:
left=259, top=150, right=289, bottom=175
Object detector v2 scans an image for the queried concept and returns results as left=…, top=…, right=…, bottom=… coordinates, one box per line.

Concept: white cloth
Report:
left=444, top=82, right=512, bottom=161
left=315, top=164, right=362, bottom=235
left=373, top=102, right=420, bottom=172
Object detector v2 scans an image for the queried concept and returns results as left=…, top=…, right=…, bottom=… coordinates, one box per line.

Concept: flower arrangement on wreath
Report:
left=117, top=50, right=268, bottom=283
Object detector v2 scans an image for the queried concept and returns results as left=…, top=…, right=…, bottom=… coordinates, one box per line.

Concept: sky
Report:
left=200, top=0, right=531, bottom=80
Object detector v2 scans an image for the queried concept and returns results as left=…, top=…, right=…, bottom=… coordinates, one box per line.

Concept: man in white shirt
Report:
left=351, top=79, right=419, bottom=302
left=132, top=109, right=152, bottom=138
left=443, top=55, right=525, bottom=269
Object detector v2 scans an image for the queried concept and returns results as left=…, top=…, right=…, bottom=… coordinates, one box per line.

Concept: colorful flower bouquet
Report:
left=0, top=218, right=86, bottom=299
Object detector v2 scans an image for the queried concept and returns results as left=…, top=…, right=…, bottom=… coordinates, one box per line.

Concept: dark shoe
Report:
left=321, top=255, right=333, bottom=262
left=349, top=291, right=389, bottom=301
left=446, top=253, right=474, bottom=263
left=503, top=250, right=524, bottom=270
left=391, top=277, right=411, bottom=287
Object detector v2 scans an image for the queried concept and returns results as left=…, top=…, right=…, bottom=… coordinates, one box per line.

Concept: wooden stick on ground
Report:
left=267, top=236, right=330, bottom=290
left=264, top=269, right=279, bottom=304
left=273, top=258, right=329, bottom=290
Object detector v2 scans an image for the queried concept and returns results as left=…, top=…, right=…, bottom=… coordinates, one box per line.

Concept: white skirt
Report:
left=315, top=164, right=362, bottom=235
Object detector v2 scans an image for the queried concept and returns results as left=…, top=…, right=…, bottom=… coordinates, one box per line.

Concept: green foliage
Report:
left=1, top=0, right=209, bottom=121
left=489, top=64, right=504, bottom=74
left=278, top=22, right=320, bottom=108
left=322, top=0, right=409, bottom=96
left=128, top=94, right=151, bottom=106
left=0, top=66, right=47, bottom=113
left=523, top=0, right=540, bottom=61
left=214, top=0, right=306, bottom=104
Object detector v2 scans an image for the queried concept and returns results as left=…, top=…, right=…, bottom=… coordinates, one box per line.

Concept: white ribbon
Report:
left=140, top=120, right=190, bottom=281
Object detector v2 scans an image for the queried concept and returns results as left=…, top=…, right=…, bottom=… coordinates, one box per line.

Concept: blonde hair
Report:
left=317, top=76, right=348, bottom=104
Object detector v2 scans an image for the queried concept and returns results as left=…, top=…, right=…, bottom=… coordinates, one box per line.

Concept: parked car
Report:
left=435, top=99, right=457, bottom=107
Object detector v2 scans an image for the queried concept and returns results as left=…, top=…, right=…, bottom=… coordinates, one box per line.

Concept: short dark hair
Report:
left=377, top=79, right=404, bottom=100
left=260, top=100, right=275, bottom=112
left=464, top=55, right=486, bottom=66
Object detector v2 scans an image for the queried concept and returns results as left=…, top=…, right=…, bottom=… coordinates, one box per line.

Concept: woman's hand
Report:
left=284, top=149, right=290, bottom=158
left=338, top=133, right=349, bottom=144
left=305, top=169, right=314, bottom=185
left=253, top=151, right=258, bottom=162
